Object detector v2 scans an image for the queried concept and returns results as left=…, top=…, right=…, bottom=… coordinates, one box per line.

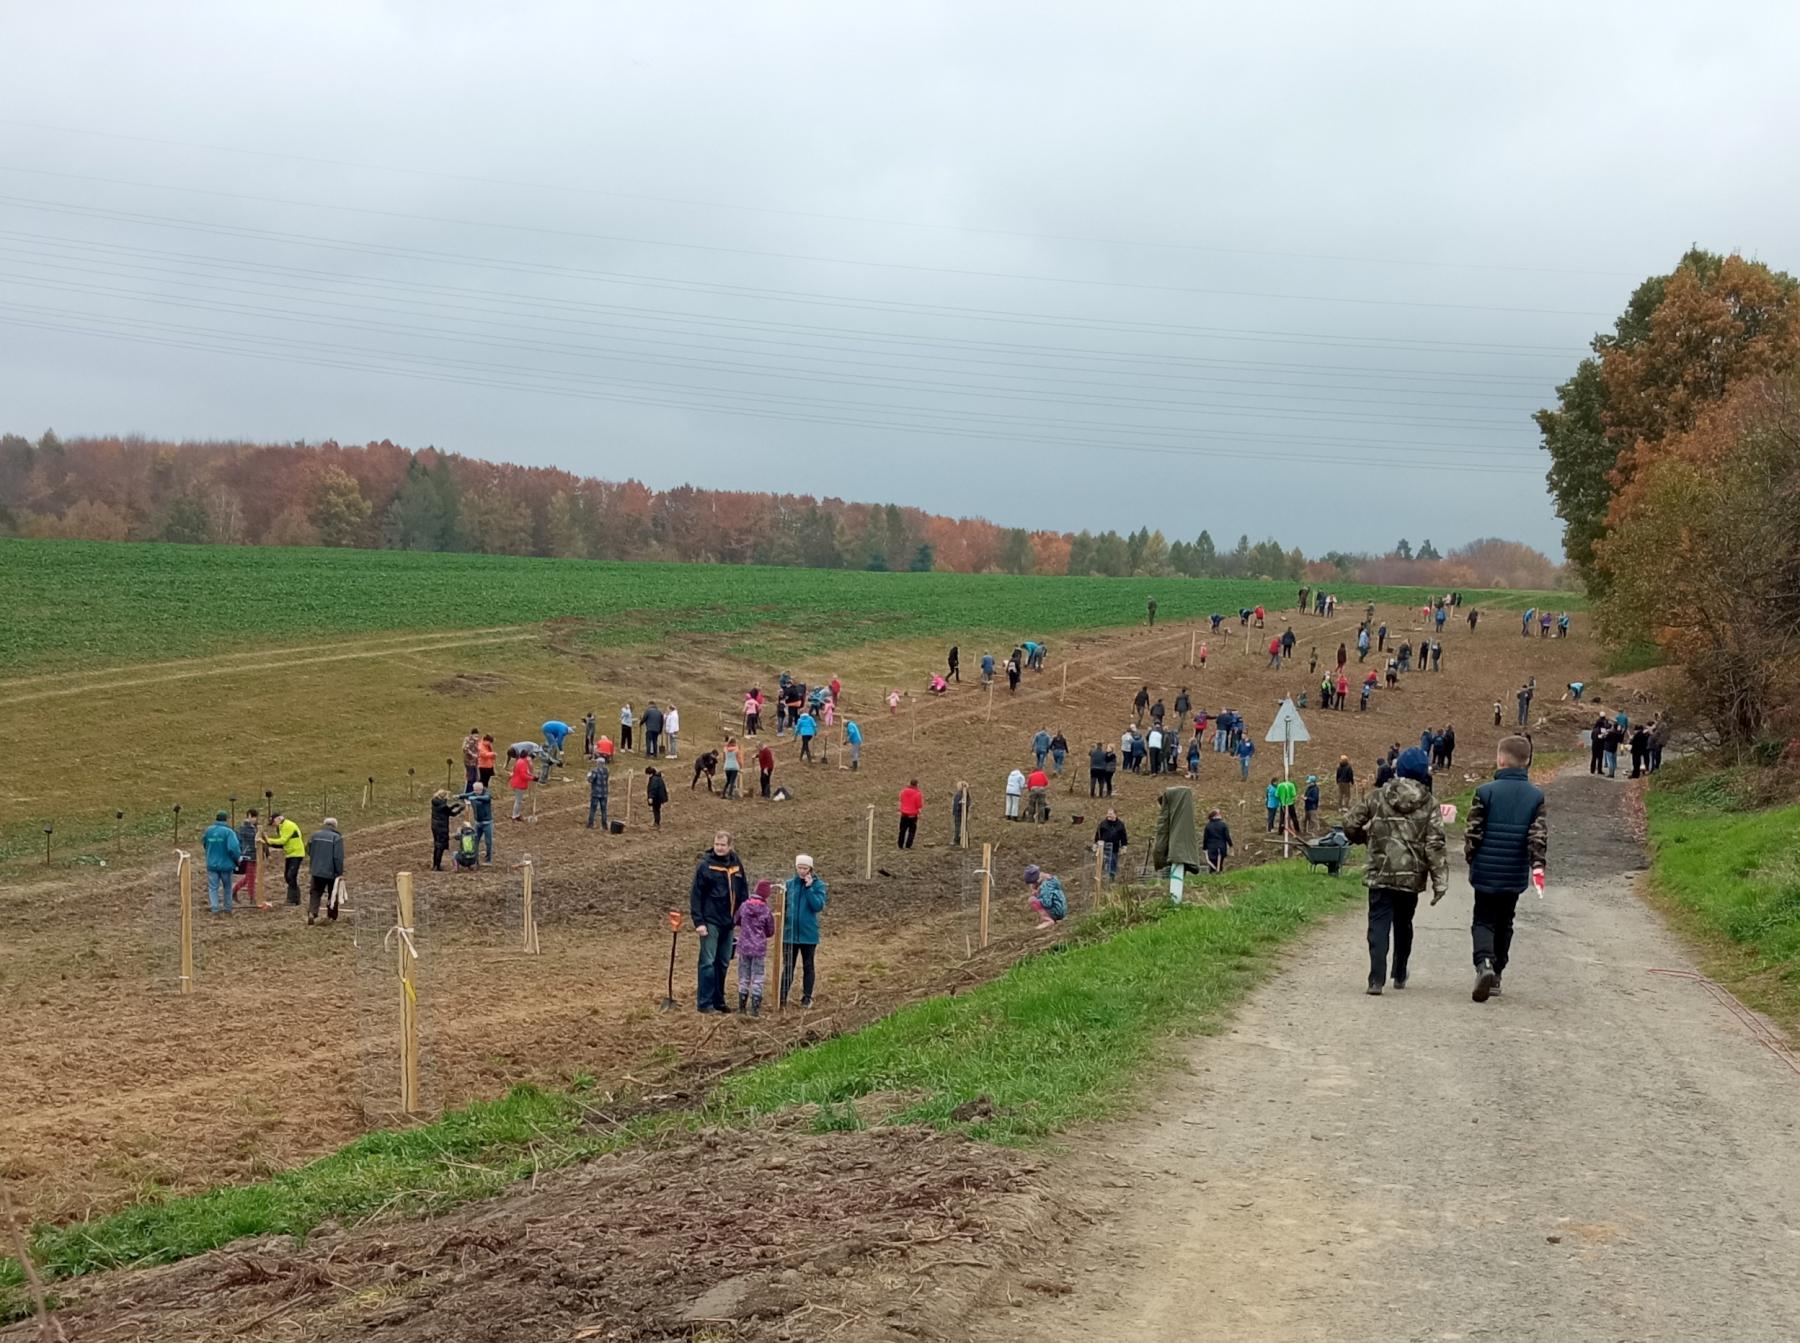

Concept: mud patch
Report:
left=430, top=672, right=511, bottom=697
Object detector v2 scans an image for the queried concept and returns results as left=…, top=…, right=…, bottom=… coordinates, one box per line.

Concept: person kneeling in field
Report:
left=1024, top=864, right=1067, bottom=930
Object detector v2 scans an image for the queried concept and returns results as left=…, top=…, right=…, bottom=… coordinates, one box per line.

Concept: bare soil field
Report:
left=0, top=602, right=1600, bottom=1227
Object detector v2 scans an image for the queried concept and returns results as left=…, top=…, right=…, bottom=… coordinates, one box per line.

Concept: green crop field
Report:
left=0, top=539, right=1581, bottom=674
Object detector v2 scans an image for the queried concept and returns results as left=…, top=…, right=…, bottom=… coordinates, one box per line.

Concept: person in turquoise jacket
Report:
left=795, top=711, right=818, bottom=763
left=781, top=854, right=829, bottom=1007
left=201, top=810, right=242, bottom=914
left=844, top=718, right=863, bottom=770
left=1266, top=780, right=1281, bottom=832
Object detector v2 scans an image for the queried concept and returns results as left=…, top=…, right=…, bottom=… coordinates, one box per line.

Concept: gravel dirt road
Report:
left=976, top=769, right=1800, bottom=1342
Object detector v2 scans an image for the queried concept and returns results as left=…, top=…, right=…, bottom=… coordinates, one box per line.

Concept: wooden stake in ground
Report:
left=395, top=872, right=422, bottom=1115
left=769, top=898, right=784, bottom=1015
left=520, top=855, right=540, bottom=954
left=910, top=694, right=917, bottom=744
left=1061, top=662, right=1068, bottom=703
left=624, top=769, right=635, bottom=827
left=986, top=681, right=994, bottom=723
left=864, top=804, right=875, bottom=879
left=1093, top=842, right=1105, bottom=910
left=979, top=842, right=992, bottom=949
left=176, top=849, right=194, bottom=995
left=1189, top=629, right=1197, bottom=668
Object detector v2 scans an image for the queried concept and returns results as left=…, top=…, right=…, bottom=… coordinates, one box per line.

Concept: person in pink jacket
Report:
left=735, top=879, right=777, bottom=1016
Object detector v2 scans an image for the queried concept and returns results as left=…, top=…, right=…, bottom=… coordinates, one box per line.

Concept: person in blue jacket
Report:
left=539, top=719, right=570, bottom=782
left=844, top=718, right=863, bottom=770
left=795, top=710, right=818, bottom=762
left=980, top=651, right=996, bottom=685
left=1237, top=735, right=1256, bottom=780
left=201, top=810, right=242, bottom=914
left=781, top=854, right=829, bottom=1007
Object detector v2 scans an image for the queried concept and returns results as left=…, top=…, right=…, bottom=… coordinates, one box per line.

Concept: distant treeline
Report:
left=0, top=432, right=1559, bottom=586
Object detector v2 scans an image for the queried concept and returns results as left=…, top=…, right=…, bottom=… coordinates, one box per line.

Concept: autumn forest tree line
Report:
left=0, top=433, right=1559, bottom=589
left=1537, top=247, right=1800, bottom=750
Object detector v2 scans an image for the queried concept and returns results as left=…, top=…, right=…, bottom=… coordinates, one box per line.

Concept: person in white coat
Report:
left=1005, top=767, right=1026, bottom=821
left=665, top=704, right=681, bottom=759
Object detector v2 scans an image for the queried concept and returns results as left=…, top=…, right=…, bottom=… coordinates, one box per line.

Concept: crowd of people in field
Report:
left=196, top=585, right=1627, bottom=1016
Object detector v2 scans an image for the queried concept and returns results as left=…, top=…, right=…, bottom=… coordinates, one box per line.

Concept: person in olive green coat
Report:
left=1343, top=747, right=1447, bottom=995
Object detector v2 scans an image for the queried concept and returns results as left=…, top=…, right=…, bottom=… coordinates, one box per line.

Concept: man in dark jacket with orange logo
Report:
left=1463, top=735, right=1548, bottom=1002
left=690, top=830, right=749, bottom=1014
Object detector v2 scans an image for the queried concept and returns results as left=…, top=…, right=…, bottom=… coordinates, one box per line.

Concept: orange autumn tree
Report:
left=1594, top=372, right=1800, bottom=745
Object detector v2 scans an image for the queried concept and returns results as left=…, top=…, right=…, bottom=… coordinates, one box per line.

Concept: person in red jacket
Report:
left=757, top=742, right=776, bottom=799
left=1024, top=766, right=1051, bottom=823
left=508, top=751, right=535, bottom=821
left=898, top=779, right=924, bottom=849
left=1267, top=635, right=1282, bottom=669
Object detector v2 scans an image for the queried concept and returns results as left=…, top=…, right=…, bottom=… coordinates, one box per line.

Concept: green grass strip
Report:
left=716, top=861, right=1359, bottom=1141
left=1, top=859, right=1358, bottom=1321
left=1645, top=764, right=1800, bottom=1030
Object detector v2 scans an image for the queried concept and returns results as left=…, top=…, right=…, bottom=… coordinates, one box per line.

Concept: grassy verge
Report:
left=717, top=862, right=1358, bottom=1141
left=1, top=859, right=1357, bottom=1320
left=1644, top=760, right=1800, bottom=1036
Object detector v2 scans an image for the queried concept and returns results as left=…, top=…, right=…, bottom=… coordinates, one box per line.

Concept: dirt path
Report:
left=976, top=770, right=1800, bottom=1342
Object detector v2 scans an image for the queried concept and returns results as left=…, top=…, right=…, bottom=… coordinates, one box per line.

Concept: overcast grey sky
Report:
left=2, top=1, right=1796, bottom=555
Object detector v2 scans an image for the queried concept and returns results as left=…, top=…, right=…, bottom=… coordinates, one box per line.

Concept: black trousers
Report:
left=1472, top=889, right=1521, bottom=973
left=781, top=942, right=818, bottom=1004
left=898, top=814, right=918, bottom=848
left=308, top=875, right=339, bottom=921
left=1090, top=769, right=1102, bottom=797
left=620, top=724, right=633, bottom=751
left=759, top=769, right=772, bottom=798
left=432, top=833, right=449, bottom=870
left=1367, top=887, right=1419, bottom=986
left=282, top=855, right=302, bottom=904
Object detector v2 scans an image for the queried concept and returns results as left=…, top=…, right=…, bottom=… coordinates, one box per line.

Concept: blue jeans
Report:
left=1052, top=750, right=1065, bottom=774
left=1240, top=757, right=1251, bottom=779
left=587, top=796, right=608, bottom=829
left=476, top=819, right=493, bottom=860
left=1603, top=750, right=1617, bottom=777
left=1035, top=749, right=1047, bottom=768
left=696, top=924, right=736, bottom=1012
left=207, top=869, right=234, bottom=913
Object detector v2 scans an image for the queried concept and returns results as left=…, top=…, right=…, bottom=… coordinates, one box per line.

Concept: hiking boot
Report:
left=1491, top=974, right=1503, bottom=996
left=1473, top=960, right=1498, bottom=1003
left=750, top=996, right=762, bottom=1018
left=1366, top=981, right=1383, bottom=996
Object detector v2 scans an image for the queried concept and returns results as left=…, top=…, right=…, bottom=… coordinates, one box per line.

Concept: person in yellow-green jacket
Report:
left=264, top=811, right=305, bottom=906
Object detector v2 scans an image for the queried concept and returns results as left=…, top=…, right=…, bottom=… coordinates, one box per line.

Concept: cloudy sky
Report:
left=2, top=2, right=1796, bottom=555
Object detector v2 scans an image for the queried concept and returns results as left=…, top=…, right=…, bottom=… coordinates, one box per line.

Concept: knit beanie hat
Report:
left=754, top=879, right=772, bottom=899
left=1023, top=864, right=1042, bottom=886
left=1396, top=747, right=1433, bottom=784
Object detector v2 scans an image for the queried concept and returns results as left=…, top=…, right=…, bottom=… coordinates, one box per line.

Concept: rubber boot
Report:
left=738, top=991, right=748, bottom=1014
left=750, top=995, right=761, bottom=1018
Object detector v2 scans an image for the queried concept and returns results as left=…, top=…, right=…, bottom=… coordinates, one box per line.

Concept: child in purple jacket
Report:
left=736, top=880, right=777, bottom=1017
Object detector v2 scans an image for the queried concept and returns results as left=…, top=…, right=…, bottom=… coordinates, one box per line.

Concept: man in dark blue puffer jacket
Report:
left=1462, top=735, right=1548, bottom=1003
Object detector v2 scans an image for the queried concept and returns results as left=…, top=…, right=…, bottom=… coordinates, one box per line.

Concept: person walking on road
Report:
left=201, top=810, right=242, bottom=914
left=781, top=855, right=828, bottom=1007
left=1464, top=734, right=1548, bottom=1003
left=1343, top=748, right=1447, bottom=994
left=898, top=779, right=924, bottom=849
left=265, top=810, right=305, bottom=905
left=306, top=817, right=346, bottom=925
left=689, top=830, right=748, bottom=1014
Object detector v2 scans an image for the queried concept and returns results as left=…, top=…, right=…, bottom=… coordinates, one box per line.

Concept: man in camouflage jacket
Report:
left=1343, top=747, right=1447, bottom=994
